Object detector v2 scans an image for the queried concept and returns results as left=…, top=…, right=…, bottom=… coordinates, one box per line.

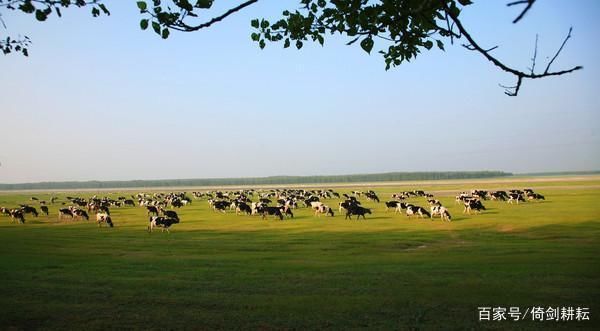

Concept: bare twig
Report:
left=544, top=27, right=573, bottom=74
left=529, top=34, right=538, bottom=74
left=507, top=0, right=536, bottom=24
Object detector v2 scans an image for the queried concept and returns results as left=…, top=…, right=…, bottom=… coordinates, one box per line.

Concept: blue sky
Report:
left=0, top=0, right=599, bottom=183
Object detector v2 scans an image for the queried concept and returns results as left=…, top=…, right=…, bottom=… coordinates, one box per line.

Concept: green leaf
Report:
left=161, top=28, right=170, bottom=39
left=19, top=2, right=35, bottom=14
left=152, top=21, right=161, bottom=34
left=296, top=40, right=303, bottom=49
left=259, top=39, right=266, bottom=49
left=250, top=19, right=259, bottom=28
left=436, top=40, right=444, bottom=51
left=195, top=0, right=213, bottom=9
left=140, top=19, right=149, bottom=30
left=360, top=37, right=374, bottom=53
left=91, top=7, right=100, bottom=17
left=251, top=33, right=260, bottom=41
left=137, top=1, right=147, bottom=11
left=35, top=10, right=47, bottom=21
left=98, top=4, right=110, bottom=15
left=458, top=0, right=473, bottom=5
left=423, top=40, right=433, bottom=50
left=260, top=20, right=270, bottom=29
left=284, top=38, right=290, bottom=48
left=316, top=34, right=324, bottom=46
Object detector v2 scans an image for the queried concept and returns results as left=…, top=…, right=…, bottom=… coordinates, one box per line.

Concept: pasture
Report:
left=0, top=177, right=599, bottom=330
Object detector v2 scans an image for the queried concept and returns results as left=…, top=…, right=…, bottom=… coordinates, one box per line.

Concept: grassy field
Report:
left=0, top=177, right=599, bottom=330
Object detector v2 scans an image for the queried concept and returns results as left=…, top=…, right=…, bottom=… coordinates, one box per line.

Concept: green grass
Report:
left=0, top=178, right=599, bottom=330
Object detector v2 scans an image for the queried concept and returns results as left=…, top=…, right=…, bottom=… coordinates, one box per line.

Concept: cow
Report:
left=464, top=199, right=486, bottom=214
left=40, top=205, right=49, bottom=216
left=345, top=205, right=371, bottom=220
left=123, top=199, right=136, bottom=207
left=314, top=204, right=334, bottom=217
left=58, top=208, right=74, bottom=220
left=146, top=205, right=159, bottom=216
left=1, top=207, right=11, bottom=216
left=159, top=207, right=179, bottom=220
left=384, top=200, right=402, bottom=211
left=394, top=202, right=412, bottom=214
left=236, top=202, right=252, bottom=215
left=527, top=193, right=545, bottom=201
left=406, top=205, right=431, bottom=219
left=507, top=194, right=525, bottom=204
left=259, top=206, right=284, bottom=220
left=20, top=205, right=38, bottom=217
left=96, top=212, right=114, bottom=228
left=431, top=206, right=451, bottom=222
left=10, top=209, right=25, bottom=224
left=489, top=191, right=508, bottom=201
left=212, top=200, right=230, bottom=213
left=148, top=216, right=179, bottom=233
left=73, top=209, right=89, bottom=221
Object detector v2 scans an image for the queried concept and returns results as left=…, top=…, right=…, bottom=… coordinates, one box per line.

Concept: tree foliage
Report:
left=0, top=0, right=583, bottom=96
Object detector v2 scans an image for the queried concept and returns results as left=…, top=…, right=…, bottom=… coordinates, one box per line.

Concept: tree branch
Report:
left=445, top=4, right=582, bottom=96
left=507, top=0, right=536, bottom=24
left=170, top=0, right=259, bottom=32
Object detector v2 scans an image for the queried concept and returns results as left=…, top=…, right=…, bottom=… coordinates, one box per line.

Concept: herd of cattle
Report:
left=0, top=187, right=545, bottom=232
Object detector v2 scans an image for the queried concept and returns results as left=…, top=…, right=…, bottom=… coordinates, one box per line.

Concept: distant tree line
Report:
left=0, top=171, right=513, bottom=190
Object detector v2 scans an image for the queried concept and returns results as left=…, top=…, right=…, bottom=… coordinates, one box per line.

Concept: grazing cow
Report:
left=1, top=207, right=11, bottom=216
left=384, top=200, right=402, bottom=211
left=96, top=213, right=114, bottom=228
left=148, top=216, right=179, bottom=233
left=40, top=205, right=49, bottom=216
left=464, top=199, right=486, bottom=214
left=365, top=192, right=380, bottom=203
left=314, top=204, right=334, bottom=217
left=20, top=205, right=38, bottom=217
left=212, top=200, right=230, bottom=213
left=123, top=199, right=136, bottom=207
left=236, top=202, right=252, bottom=215
left=73, top=209, right=89, bottom=221
left=431, top=206, right=452, bottom=222
left=259, top=206, right=284, bottom=220
left=345, top=205, right=371, bottom=220
left=527, top=193, right=545, bottom=201
left=406, top=205, right=431, bottom=219
left=146, top=206, right=159, bottom=216
left=427, top=198, right=442, bottom=207
left=10, top=209, right=25, bottom=223
left=58, top=208, right=74, bottom=220
left=98, top=205, right=110, bottom=215
left=159, top=207, right=179, bottom=220
left=490, top=191, right=508, bottom=201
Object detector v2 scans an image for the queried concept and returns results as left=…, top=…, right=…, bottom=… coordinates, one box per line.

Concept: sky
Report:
left=0, top=0, right=599, bottom=183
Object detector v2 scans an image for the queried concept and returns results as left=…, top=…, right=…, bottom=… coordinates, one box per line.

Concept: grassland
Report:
left=0, top=177, right=599, bottom=330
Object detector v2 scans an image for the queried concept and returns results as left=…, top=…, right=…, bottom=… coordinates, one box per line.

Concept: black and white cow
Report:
left=96, top=212, right=114, bottom=228
left=148, top=216, right=179, bottom=233
left=344, top=205, right=371, bottom=220
left=159, top=207, right=179, bottom=220
left=58, top=208, right=74, bottom=220
left=431, top=206, right=452, bottom=222
left=464, top=199, right=486, bottom=214
left=10, top=209, right=25, bottom=224
left=384, top=200, right=402, bottom=211
left=406, top=205, right=431, bottom=219
left=40, top=205, right=49, bottom=216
